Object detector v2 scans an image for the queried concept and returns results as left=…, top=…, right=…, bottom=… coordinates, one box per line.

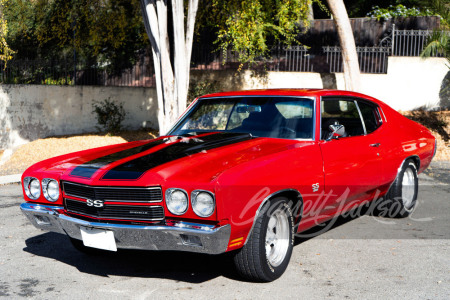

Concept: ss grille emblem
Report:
left=86, top=199, right=104, bottom=208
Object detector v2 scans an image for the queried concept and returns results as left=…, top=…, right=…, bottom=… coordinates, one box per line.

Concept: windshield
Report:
left=169, top=96, right=315, bottom=139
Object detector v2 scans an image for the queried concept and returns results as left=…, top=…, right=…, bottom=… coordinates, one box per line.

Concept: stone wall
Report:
left=0, top=85, right=158, bottom=150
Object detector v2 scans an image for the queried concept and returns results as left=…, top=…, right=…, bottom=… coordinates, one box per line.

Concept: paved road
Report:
left=0, top=165, right=449, bottom=299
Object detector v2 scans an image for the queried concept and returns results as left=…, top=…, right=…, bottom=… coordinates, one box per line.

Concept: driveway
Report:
left=0, top=163, right=449, bottom=299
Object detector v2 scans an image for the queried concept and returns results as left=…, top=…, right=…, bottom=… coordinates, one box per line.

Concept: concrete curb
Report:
left=0, top=174, right=22, bottom=185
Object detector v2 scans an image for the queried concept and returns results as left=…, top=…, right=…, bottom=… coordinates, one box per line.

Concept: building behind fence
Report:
left=0, top=16, right=445, bottom=87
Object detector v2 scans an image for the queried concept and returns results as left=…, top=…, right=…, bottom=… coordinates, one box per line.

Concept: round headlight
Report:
left=192, top=191, right=215, bottom=217
left=24, top=177, right=41, bottom=200
left=42, top=178, right=60, bottom=202
left=165, top=188, right=188, bottom=215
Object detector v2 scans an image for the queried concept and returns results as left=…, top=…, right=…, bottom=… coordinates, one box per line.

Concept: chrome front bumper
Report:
left=20, top=203, right=231, bottom=254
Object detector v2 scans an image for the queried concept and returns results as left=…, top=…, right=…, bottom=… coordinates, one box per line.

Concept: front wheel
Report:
left=233, top=197, right=294, bottom=282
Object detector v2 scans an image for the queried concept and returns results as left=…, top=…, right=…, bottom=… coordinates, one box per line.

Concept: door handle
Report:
left=369, top=143, right=381, bottom=147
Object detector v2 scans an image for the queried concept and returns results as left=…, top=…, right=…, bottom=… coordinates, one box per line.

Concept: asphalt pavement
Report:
left=0, top=164, right=449, bottom=299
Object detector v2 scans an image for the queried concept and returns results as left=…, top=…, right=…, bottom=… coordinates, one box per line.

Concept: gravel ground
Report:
left=0, top=130, right=157, bottom=176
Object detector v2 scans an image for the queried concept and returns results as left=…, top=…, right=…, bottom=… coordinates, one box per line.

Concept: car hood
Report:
left=30, top=132, right=305, bottom=186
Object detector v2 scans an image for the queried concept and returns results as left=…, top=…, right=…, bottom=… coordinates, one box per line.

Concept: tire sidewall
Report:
left=258, top=198, right=294, bottom=281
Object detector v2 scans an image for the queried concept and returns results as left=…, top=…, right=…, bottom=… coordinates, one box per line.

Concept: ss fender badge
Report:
left=312, top=183, right=320, bottom=192
left=86, top=199, right=104, bottom=208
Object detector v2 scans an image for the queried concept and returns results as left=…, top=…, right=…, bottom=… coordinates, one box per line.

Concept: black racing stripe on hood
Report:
left=102, top=133, right=253, bottom=180
left=70, top=138, right=167, bottom=178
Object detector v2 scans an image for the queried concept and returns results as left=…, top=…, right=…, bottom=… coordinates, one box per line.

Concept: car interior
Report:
left=233, top=102, right=313, bottom=139
left=321, top=100, right=365, bottom=139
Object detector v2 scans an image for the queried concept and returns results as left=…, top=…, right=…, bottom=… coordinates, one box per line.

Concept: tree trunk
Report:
left=326, top=0, right=361, bottom=92
left=140, top=0, right=199, bottom=135
left=307, top=1, right=314, bottom=21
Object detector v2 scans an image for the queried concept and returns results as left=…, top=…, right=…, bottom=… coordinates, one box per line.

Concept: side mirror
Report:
left=326, top=124, right=347, bottom=141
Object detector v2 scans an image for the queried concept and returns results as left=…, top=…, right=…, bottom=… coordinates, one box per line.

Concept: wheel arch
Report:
left=388, top=155, right=420, bottom=192
left=244, top=188, right=303, bottom=245
left=408, top=155, right=420, bottom=171
left=398, top=155, right=420, bottom=175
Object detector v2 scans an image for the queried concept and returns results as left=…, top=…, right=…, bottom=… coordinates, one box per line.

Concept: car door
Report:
left=319, top=97, right=384, bottom=215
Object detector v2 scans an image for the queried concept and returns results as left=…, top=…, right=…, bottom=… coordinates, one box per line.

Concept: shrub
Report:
left=367, top=5, right=433, bottom=21
left=92, top=98, right=126, bottom=134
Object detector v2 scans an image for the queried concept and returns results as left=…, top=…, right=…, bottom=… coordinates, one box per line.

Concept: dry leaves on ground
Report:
left=0, top=130, right=157, bottom=176
left=401, top=110, right=450, bottom=161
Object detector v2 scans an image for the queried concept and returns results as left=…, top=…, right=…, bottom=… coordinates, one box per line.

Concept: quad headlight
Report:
left=191, top=190, right=215, bottom=217
left=23, top=177, right=41, bottom=200
left=165, top=188, right=189, bottom=215
left=165, top=188, right=216, bottom=217
left=42, top=178, right=60, bottom=202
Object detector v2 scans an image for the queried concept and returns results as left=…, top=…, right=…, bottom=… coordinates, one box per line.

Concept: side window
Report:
left=357, top=101, right=382, bottom=134
left=321, top=99, right=365, bottom=139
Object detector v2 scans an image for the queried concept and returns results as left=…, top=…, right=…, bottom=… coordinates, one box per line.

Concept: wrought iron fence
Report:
left=0, top=55, right=155, bottom=87
left=190, top=46, right=250, bottom=71
left=0, top=59, right=72, bottom=85
left=190, top=45, right=314, bottom=72
left=323, top=46, right=391, bottom=74
left=268, top=46, right=313, bottom=72
left=392, top=29, right=440, bottom=57
left=1, top=29, right=447, bottom=86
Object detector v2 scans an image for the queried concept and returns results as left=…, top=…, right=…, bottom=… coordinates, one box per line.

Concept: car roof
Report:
left=199, top=89, right=385, bottom=106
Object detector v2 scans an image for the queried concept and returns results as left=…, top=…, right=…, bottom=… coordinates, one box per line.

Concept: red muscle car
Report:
left=20, top=89, right=436, bottom=282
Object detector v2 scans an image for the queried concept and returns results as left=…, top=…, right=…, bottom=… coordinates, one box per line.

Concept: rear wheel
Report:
left=379, top=159, right=418, bottom=218
left=233, top=197, right=294, bottom=282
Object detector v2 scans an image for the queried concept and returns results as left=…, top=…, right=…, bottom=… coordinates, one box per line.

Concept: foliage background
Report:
left=3, top=0, right=149, bottom=73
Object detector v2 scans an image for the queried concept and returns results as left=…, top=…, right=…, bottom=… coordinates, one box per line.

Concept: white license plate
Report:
left=80, top=227, right=117, bottom=251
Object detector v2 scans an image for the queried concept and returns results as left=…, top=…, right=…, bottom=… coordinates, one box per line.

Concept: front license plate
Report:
left=80, top=226, right=117, bottom=251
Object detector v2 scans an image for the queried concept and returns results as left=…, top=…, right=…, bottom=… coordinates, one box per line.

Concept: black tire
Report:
left=233, top=197, right=294, bottom=282
left=378, top=159, right=419, bottom=218
left=69, top=237, right=109, bottom=255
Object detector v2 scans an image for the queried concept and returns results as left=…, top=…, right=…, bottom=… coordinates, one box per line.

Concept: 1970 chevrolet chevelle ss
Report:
left=20, top=89, right=436, bottom=281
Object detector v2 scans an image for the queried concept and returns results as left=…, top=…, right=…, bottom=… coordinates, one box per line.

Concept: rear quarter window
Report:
left=357, top=101, right=382, bottom=134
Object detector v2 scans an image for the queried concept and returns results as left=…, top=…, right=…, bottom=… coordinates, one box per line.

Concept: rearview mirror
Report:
left=236, top=105, right=262, bottom=113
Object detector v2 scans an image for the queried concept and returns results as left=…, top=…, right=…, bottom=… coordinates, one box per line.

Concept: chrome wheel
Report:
left=265, top=207, right=290, bottom=267
left=402, top=167, right=415, bottom=209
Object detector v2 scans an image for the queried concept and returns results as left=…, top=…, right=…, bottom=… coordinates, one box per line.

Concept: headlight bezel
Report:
left=42, top=178, right=60, bottom=202
left=165, top=188, right=189, bottom=215
left=23, top=177, right=41, bottom=200
left=191, top=190, right=215, bottom=218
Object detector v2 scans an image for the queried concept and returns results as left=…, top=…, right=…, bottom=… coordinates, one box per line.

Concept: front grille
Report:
left=65, top=199, right=165, bottom=221
left=62, top=181, right=162, bottom=203
left=62, top=181, right=164, bottom=222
